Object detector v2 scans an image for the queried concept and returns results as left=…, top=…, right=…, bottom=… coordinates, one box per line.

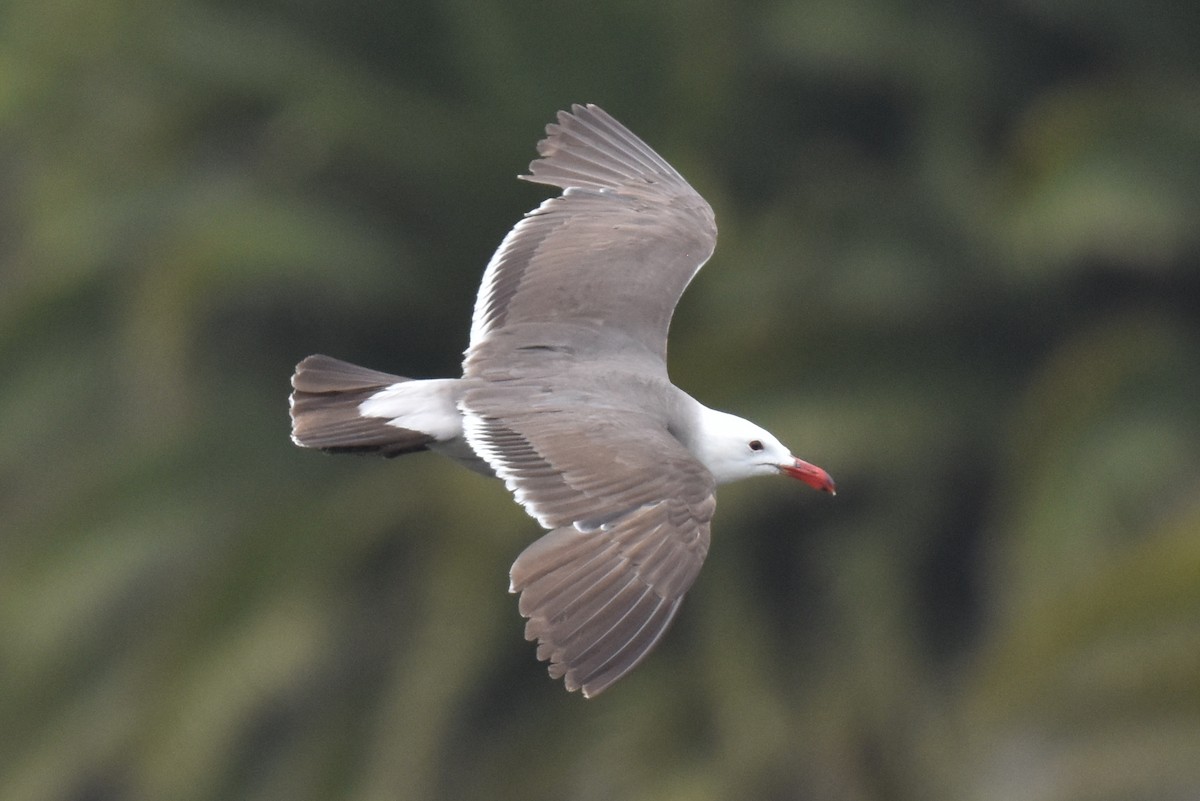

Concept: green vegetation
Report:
left=3, top=1, right=1199, bottom=799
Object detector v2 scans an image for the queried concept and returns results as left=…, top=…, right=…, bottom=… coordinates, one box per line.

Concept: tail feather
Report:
left=289, top=355, right=436, bottom=457
left=291, top=354, right=405, bottom=394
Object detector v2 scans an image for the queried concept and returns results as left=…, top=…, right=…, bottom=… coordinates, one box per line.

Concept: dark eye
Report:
left=749, top=440, right=764, bottom=452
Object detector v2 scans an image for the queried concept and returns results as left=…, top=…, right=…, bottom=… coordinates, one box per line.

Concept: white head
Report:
left=691, top=408, right=836, bottom=492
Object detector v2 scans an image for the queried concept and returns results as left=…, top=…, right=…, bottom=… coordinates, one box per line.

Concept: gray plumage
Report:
left=290, top=104, right=834, bottom=698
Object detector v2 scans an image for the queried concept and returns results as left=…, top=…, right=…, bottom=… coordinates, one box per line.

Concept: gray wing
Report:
left=466, top=104, right=717, bottom=368
left=462, top=385, right=715, bottom=697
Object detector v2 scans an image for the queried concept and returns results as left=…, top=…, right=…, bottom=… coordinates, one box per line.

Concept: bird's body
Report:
left=290, top=105, right=834, bottom=697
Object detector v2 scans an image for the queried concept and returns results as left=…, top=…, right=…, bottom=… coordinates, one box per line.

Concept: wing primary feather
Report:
left=572, top=105, right=679, bottom=175
left=550, top=571, right=646, bottom=647
left=568, top=593, right=671, bottom=691
left=579, top=599, right=682, bottom=698
left=519, top=549, right=624, bottom=619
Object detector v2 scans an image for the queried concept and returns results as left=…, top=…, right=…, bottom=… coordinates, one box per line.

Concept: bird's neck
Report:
left=678, top=402, right=754, bottom=485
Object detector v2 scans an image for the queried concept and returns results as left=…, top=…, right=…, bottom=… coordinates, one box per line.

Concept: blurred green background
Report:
left=4, top=1, right=1200, bottom=799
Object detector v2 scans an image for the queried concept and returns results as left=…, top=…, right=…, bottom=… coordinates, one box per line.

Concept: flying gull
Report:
left=289, top=104, right=835, bottom=697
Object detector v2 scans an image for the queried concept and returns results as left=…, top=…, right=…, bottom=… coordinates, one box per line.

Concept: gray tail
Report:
left=289, top=354, right=435, bottom=457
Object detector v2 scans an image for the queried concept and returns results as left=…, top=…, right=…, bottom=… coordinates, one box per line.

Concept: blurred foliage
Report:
left=2, top=0, right=1199, bottom=799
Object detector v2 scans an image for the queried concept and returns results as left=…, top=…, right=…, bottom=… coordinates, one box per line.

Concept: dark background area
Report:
left=3, top=1, right=1200, bottom=799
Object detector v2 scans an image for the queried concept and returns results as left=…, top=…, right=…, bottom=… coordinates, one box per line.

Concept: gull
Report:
left=290, top=104, right=835, bottom=698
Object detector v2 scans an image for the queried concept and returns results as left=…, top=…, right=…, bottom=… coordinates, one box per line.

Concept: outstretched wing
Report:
left=466, top=104, right=717, bottom=369
left=461, top=384, right=715, bottom=697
